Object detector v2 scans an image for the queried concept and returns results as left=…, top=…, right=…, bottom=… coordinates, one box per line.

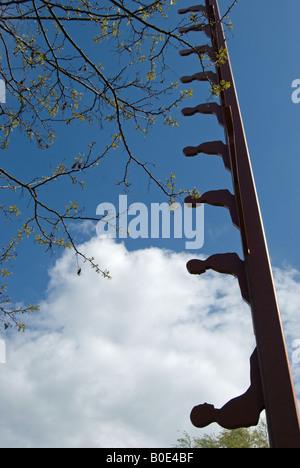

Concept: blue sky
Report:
left=3, top=0, right=300, bottom=302
left=0, top=0, right=300, bottom=448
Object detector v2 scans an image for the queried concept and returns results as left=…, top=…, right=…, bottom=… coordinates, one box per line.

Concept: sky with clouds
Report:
left=1, top=0, right=300, bottom=448
left=0, top=236, right=300, bottom=448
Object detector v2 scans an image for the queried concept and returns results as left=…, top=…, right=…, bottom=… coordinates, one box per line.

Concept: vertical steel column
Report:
left=180, top=1, right=300, bottom=447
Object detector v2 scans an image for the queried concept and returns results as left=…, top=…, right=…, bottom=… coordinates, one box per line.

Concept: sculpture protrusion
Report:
left=187, top=253, right=250, bottom=304
left=180, top=71, right=218, bottom=85
left=179, top=45, right=215, bottom=61
left=182, top=103, right=224, bottom=127
left=191, top=348, right=265, bottom=430
left=185, top=189, right=239, bottom=229
left=183, top=140, right=231, bottom=171
left=178, top=5, right=207, bottom=16
left=179, top=24, right=211, bottom=38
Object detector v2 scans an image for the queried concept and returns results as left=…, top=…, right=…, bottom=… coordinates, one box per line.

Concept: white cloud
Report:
left=0, top=237, right=299, bottom=448
left=273, top=266, right=300, bottom=400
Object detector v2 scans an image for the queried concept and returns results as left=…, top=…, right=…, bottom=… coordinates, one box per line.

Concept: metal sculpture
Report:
left=179, top=0, right=300, bottom=448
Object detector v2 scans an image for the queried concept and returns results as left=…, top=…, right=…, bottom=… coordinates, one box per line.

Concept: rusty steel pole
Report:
left=179, top=1, right=300, bottom=448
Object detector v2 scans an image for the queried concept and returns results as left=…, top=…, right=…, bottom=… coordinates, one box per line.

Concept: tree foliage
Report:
left=0, top=0, right=237, bottom=330
left=176, top=420, right=269, bottom=449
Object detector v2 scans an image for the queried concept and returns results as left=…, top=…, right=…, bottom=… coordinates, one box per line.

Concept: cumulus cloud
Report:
left=0, top=237, right=299, bottom=448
